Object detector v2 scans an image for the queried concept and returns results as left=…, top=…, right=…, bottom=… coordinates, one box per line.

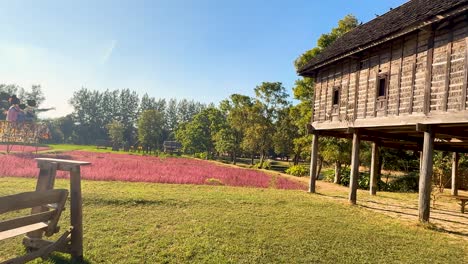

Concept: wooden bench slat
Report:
left=0, top=222, right=48, bottom=241
left=0, top=210, right=55, bottom=233
left=0, top=189, right=68, bottom=214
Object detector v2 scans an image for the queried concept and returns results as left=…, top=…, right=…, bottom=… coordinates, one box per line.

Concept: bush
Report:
left=194, top=152, right=208, bottom=160
left=285, top=165, right=309, bottom=177
left=338, top=169, right=386, bottom=190
left=383, top=172, right=419, bottom=192
left=253, top=160, right=271, bottom=170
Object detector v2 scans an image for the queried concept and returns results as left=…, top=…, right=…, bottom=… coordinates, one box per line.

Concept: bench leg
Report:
left=462, top=200, right=466, bottom=214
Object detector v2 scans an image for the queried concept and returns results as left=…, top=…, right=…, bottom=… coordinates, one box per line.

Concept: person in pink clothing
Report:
left=6, top=95, right=22, bottom=122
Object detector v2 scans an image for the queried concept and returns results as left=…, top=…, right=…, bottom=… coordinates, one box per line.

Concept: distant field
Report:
left=1, top=177, right=466, bottom=263
left=0, top=150, right=306, bottom=190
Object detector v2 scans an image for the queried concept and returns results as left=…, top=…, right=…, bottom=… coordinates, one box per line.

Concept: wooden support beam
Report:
left=443, top=29, right=454, bottom=112
left=418, top=125, right=434, bottom=222
left=309, top=133, right=319, bottom=193
left=424, top=30, right=435, bottom=114
left=353, top=62, right=360, bottom=122
left=370, top=142, right=379, bottom=195
left=409, top=62, right=417, bottom=114
left=70, top=166, right=84, bottom=262
left=396, top=39, right=404, bottom=116
left=461, top=37, right=468, bottom=110
left=349, top=131, right=360, bottom=204
left=451, top=152, right=459, bottom=196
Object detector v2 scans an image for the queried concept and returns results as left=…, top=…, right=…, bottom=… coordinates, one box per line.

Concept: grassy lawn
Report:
left=1, top=177, right=467, bottom=263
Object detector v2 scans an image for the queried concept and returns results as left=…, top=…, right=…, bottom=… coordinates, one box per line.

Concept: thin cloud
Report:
left=101, top=40, right=117, bottom=64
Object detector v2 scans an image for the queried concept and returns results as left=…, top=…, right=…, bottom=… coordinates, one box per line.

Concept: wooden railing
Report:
left=0, top=121, right=50, bottom=152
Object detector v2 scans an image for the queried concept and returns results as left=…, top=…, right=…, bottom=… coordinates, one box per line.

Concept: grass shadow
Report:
left=47, top=253, right=91, bottom=264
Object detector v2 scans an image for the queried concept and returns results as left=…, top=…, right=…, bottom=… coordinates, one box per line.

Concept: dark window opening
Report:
left=378, top=75, right=387, bottom=98
left=332, top=88, right=340, bottom=106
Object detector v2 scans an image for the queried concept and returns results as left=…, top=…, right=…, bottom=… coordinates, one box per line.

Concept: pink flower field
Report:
left=0, top=151, right=307, bottom=190
left=0, top=144, right=50, bottom=153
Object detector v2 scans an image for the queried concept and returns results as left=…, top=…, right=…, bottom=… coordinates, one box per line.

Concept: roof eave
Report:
left=298, top=4, right=468, bottom=77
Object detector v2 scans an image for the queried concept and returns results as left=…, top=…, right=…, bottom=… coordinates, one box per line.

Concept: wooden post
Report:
left=451, top=152, right=459, bottom=196
left=70, top=166, right=84, bottom=261
left=349, top=131, right=360, bottom=204
left=370, top=142, right=379, bottom=195
left=25, top=162, right=57, bottom=241
left=417, top=125, right=434, bottom=222
left=309, top=132, right=319, bottom=193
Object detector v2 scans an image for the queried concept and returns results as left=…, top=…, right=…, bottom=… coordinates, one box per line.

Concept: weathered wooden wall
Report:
left=312, top=14, right=468, bottom=125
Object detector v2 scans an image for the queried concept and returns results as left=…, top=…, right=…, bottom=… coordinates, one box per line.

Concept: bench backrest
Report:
left=0, top=189, right=68, bottom=240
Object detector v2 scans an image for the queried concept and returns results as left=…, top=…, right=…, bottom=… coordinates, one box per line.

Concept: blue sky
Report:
left=0, top=0, right=407, bottom=117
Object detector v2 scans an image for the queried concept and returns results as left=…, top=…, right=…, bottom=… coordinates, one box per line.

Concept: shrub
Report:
left=383, top=172, right=419, bottom=192
left=205, top=178, right=224, bottom=186
left=253, top=160, right=271, bottom=170
left=285, top=165, right=309, bottom=177
left=194, top=152, right=208, bottom=160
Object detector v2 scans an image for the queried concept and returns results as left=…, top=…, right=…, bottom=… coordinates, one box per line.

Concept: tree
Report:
left=291, top=14, right=359, bottom=179
left=273, top=107, right=298, bottom=160
left=176, top=107, right=225, bottom=158
left=107, top=120, right=125, bottom=150
left=137, top=110, right=165, bottom=153
left=219, top=94, right=253, bottom=164
left=245, top=82, right=289, bottom=167
left=294, top=14, right=359, bottom=70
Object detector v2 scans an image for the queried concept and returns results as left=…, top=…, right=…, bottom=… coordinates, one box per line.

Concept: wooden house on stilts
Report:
left=298, top=0, right=468, bottom=222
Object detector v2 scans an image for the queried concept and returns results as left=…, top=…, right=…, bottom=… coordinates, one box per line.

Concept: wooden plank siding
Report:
left=311, top=15, right=468, bottom=128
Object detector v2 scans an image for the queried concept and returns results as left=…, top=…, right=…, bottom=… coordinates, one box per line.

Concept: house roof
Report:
left=298, top=0, right=468, bottom=76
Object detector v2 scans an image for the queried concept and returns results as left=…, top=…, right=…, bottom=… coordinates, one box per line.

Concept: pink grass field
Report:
left=0, top=151, right=306, bottom=190
left=0, top=144, right=50, bottom=153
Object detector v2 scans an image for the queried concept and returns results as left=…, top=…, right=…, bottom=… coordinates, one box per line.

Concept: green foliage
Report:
left=176, top=107, right=225, bottom=156
left=294, top=14, right=359, bottom=70
left=285, top=165, right=309, bottom=177
left=194, top=152, right=208, bottom=160
left=107, top=120, right=125, bottom=148
left=253, top=160, right=271, bottom=170
left=320, top=138, right=352, bottom=166
left=383, top=173, right=419, bottom=193
left=137, top=110, right=165, bottom=151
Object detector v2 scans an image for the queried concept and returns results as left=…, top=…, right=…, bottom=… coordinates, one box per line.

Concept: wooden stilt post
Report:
left=70, top=166, right=84, bottom=261
left=417, top=124, right=434, bottom=222
left=419, top=151, right=423, bottom=172
left=451, top=152, right=459, bottom=196
left=349, top=130, right=360, bottom=204
left=370, top=142, right=379, bottom=195
left=309, top=132, right=319, bottom=193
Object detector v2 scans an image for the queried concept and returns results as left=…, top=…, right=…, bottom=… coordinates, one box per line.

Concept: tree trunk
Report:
left=259, top=151, right=265, bottom=168
left=316, top=157, right=323, bottom=180
left=251, top=153, right=254, bottom=165
left=233, top=151, right=237, bottom=165
left=333, top=161, right=341, bottom=184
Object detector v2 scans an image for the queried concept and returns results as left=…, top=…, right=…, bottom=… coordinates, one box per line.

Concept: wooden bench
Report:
left=0, top=189, right=71, bottom=263
left=95, top=139, right=108, bottom=150
left=450, top=195, right=468, bottom=213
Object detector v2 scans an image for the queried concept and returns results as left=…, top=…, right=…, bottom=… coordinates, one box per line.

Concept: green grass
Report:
left=47, top=144, right=126, bottom=153
left=1, top=177, right=467, bottom=263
